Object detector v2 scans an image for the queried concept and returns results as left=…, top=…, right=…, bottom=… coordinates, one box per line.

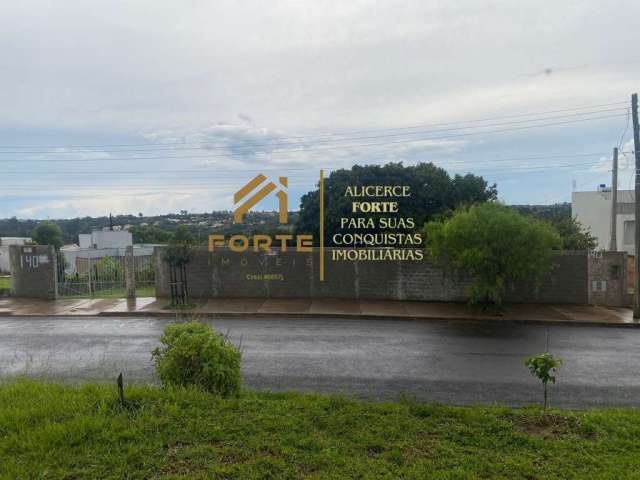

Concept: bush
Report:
left=152, top=321, right=241, bottom=397
left=425, top=202, right=561, bottom=306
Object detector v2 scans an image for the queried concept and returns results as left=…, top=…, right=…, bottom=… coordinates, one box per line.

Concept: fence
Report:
left=154, top=247, right=606, bottom=305
left=56, top=247, right=154, bottom=298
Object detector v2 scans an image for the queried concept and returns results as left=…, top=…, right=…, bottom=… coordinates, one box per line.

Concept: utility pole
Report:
left=632, top=93, right=640, bottom=318
left=610, top=147, right=618, bottom=251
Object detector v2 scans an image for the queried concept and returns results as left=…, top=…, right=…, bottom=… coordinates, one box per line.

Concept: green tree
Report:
left=296, top=162, right=497, bottom=245
left=425, top=203, right=561, bottom=305
left=163, top=225, right=196, bottom=306
left=32, top=221, right=63, bottom=249
left=130, top=225, right=172, bottom=244
left=525, top=352, right=562, bottom=410
left=553, top=217, right=597, bottom=250
left=171, top=225, right=195, bottom=245
left=511, top=204, right=596, bottom=250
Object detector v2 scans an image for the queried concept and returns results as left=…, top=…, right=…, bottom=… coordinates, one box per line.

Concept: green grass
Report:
left=1, top=381, right=640, bottom=479
left=0, top=276, right=11, bottom=289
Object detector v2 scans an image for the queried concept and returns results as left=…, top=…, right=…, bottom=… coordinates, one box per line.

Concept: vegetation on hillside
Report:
left=0, top=211, right=295, bottom=246
left=1, top=187, right=596, bottom=253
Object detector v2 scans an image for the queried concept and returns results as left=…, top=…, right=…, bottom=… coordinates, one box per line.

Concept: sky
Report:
left=0, top=0, right=639, bottom=219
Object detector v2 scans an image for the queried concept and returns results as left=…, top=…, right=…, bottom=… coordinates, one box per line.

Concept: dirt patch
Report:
left=511, top=413, right=595, bottom=440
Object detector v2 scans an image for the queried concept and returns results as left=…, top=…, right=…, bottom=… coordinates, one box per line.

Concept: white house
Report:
left=572, top=187, right=635, bottom=255
left=78, top=229, right=132, bottom=249
left=60, top=229, right=159, bottom=275
left=0, top=237, right=32, bottom=273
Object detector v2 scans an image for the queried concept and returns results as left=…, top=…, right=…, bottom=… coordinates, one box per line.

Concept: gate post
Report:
left=125, top=245, right=136, bottom=299
left=10, top=244, right=58, bottom=299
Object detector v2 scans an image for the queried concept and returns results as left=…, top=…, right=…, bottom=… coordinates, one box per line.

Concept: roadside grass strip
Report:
left=1, top=380, right=639, bottom=479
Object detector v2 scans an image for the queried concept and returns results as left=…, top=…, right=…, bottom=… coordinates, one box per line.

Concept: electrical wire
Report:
left=0, top=112, right=627, bottom=162
left=0, top=106, right=625, bottom=155
left=0, top=100, right=628, bottom=151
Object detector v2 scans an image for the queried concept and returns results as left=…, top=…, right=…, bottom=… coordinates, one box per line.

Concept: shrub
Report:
left=152, top=321, right=241, bottom=397
left=425, top=202, right=561, bottom=306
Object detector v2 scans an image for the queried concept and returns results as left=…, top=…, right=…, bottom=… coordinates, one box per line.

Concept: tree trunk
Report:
left=543, top=381, right=548, bottom=411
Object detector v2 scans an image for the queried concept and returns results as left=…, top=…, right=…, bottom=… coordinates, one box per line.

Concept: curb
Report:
left=2, top=309, right=638, bottom=328
left=92, top=309, right=640, bottom=328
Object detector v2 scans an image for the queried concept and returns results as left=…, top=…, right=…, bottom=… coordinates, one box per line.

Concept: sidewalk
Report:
left=0, top=296, right=637, bottom=326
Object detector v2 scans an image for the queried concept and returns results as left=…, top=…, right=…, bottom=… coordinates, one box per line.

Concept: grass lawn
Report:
left=1, top=381, right=640, bottom=479
left=0, top=276, right=11, bottom=289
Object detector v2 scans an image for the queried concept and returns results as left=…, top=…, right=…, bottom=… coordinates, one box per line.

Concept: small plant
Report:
left=163, top=226, right=195, bottom=306
left=525, top=352, right=562, bottom=410
left=152, top=321, right=241, bottom=397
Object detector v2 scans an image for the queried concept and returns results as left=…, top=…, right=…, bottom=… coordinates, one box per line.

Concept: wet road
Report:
left=1, top=316, right=639, bottom=408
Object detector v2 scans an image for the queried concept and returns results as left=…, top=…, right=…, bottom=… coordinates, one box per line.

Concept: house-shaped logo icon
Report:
left=233, top=174, right=288, bottom=224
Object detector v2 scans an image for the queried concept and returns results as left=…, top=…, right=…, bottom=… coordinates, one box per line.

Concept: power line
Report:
left=0, top=151, right=615, bottom=175
left=0, top=100, right=628, bottom=150
left=0, top=112, right=627, bottom=163
left=0, top=161, right=608, bottom=191
left=0, top=106, right=626, bottom=155
left=617, top=107, right=631, bottom=150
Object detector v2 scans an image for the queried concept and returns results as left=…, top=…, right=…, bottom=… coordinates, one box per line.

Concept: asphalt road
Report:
left=1, top=315, right=639, bottom=408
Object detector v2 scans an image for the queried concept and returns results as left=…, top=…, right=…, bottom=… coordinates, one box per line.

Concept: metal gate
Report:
left=133, top=253, right=155, bottom=296
left=56, top=248, right=154, bottom=298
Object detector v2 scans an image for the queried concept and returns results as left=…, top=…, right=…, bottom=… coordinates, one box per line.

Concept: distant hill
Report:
left=0, top=211, right=297, bottom=245
left=510, top=203, right=572, bottom=222
left=0, top=203, right=574, bottom=246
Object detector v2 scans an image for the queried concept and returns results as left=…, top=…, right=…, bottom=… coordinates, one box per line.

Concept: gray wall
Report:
left=587, top=251, right=628, bottom=307
left=155, top=247, right=592, bottom=305
left=10, top=245, right=57, bottom=300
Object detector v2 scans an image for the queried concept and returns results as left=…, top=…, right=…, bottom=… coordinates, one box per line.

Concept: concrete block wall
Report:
left=9, top=245, right=57, bottom=300
left=155, top=247, right=599, bottom=305
left=588, top=251, right=627, bottom=307
left=503, top=251, right=589, bottom=304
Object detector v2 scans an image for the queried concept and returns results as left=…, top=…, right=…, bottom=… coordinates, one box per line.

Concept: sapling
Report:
left=525, top=352, right=562, bottom=410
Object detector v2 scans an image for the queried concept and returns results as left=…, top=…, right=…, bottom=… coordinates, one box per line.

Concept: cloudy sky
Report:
left=1, top=0, right=639, bottom=219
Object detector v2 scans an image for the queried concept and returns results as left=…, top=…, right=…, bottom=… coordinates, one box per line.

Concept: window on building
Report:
left=624, top=221, right=635, bottom=245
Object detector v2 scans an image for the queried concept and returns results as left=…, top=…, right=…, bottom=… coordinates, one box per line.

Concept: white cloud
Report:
left=1, top=0, right=639, bottom=216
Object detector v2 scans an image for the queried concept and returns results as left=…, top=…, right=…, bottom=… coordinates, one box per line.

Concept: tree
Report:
left=425, top=202, right=561, bottom=305
left=511, top=204, right=596, bottom=250
left=32, top=221, right=63, bottom=250
left=296, top=162, right=497, bottom=245
left=171, top=225, right=195, bottom=245
left=130, top=225, right=172, bottom=244
left=163, top=225, right=196, bottom=306
left=552, top=217, right=597, bottom=251
left=525, top=352, right=562, bottom=410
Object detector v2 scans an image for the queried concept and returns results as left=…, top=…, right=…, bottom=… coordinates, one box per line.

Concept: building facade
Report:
left=78, top=229, right=133, bottom=250
left=0, top=237, right=32, bottom=273
left=572, top=188, right=635, bottom=255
